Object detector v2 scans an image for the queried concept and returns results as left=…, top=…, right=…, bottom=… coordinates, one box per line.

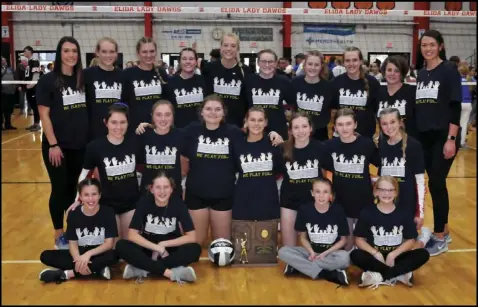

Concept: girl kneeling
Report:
left=278, top=178, right=350, bottom=286
left=39, top=178, right=118, bottom=283
left=115, top=172, right=201, bottom=284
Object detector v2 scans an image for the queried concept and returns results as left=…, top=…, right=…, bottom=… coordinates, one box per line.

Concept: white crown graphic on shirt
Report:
left=213, top=77, right=241, bottom=96
left=103, top=155, right=136, bottom=177
left=251, top=88, right=281, bottom=105
left=416, top=81, right=439, bottom=99
left=145, top=215, right=177, bottom=235
left=93, top=81, right=122, bottom=99
left=371, top=225, right=403, bottom=246
left=297, top=93, right=324, bottom=112
left=338, top=88, right=367, bottom=106
left=145, top=145, right=177, bottom=165
left=61, top=87, right=86, bottom=106
left=240, top=152, right=273, bottom=173
left=286, top=159, right=319, bottom=180
left=174, top=88, right=204, bottom=105
left=381, top=157, right=406, bottom=177
left=331, top=153, right=365, bottom=174
left=378, top=100, right=406, bottom=116
left=133, top=79, right=162, bottom=96
left=197, top=135, right=230, bottom=155
left=306, top=223, right=339, bottom=244
left=76, top=227, right=105, bottom=246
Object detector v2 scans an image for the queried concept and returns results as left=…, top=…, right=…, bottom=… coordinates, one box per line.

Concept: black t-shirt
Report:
left=137, top=128, right=186, bottom=194
left=84, top=66, right=123, bottom=140
left=121, top=66, right=169, bottom=131
left=331, top=74, right=380, bottom=138
left=129, top=194, right=194, bottom=244
left=202, top=60, right=252, bottom=127
left=321, top=136, right=378, bottom=218
left=167, top=74, right=208, bottom=128
left=232, top=136, right=284, bottom=221
left=376, top=136, right=424, bottom=217
left=245, top=74, right=291, bottom=139
left=295, top=203, right=350, bottom=253
left=36, top=71, right=89, bottom=149
left=280, top=140, right=325, bottom=208
left=289, top=76, right=334, bottom=130
left=354, top=205, right=418, bottom=256
left=24, top=58, right=42, bottom=91
left=376, top=83, right=417, bottom=137
left=83, top=135, right=140, bottom=209
left=183, top=121, right=244, bottom=199
left=415, top=61, right=462, bottom=132
left=66, top=205, right=118, bottom=248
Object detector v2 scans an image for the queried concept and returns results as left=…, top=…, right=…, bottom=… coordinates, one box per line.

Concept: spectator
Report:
left=449, top=55, right=460, bottom=66
left=1, top=56, right=17, bottom=130
left=332, top=58, right=346, bottom=77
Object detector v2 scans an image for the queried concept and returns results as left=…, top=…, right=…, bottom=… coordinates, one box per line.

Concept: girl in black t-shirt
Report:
left=376, top=56, right=417, bottom=138
left=37, top=36, right=89, bottom=250
left=278, top=178, right=350, bottom=286
left=84, top=37, right=123, bottom=140
left=245, top=49, right=291, bottom=140
left=280, top=111, right=326, bottom=246
left=39, top=178, right=118, bottom=284
left=168, top=48, right=208, bottom=128
left=115, top=172, right=201, bottom=284
left=321, top=108, right=378, bottom=251
left=121, top=37, right=169, bottom=133
left=331, top=47, right=380, bottom=139
left=414, top=30, right=462, bottom=257
left=289, top=50, right=334, bottom=141
left=351, top=176, right=429, bottom=289
left=70, top=104, right=140, bottom=241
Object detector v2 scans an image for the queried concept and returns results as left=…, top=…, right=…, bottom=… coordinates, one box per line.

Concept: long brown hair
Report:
left=304, top=50, right=329, bottom=80
left=283, top=111, right=314, bottom=162
left=344, top=47, right=369, bottom=96
left=378, top=108, right=408, bottom=159
left=136, top=37, right=167, bottom=85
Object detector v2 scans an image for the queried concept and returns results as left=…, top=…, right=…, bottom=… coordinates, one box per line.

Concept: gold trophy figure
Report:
left=239, top=232, right=248, bottom=264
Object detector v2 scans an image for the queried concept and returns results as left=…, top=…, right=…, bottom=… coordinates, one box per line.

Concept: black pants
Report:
left=115, top=240, right=201, bottom=276
left=418, top=129, right=460, bottom=233
left=1, top=92, right=15, bottom=128
left=313, top=127, right=329, bottom=141
left=350, top=249, right=429, bottom=280
left=41, top=140, right=85, bottom=230
left=26, top=89, right=40, bottom=124
left=40, top=248, right=118, bottom=277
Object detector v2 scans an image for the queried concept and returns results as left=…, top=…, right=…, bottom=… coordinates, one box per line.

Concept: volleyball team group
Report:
left=31, top=28, right=462, bottom=289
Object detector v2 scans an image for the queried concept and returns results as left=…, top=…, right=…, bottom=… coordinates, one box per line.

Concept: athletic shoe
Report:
left=170, top=266, right=197, bottom=284
left=319, top=269, right=349, bottom=286
left=123, top=264, right=148, bottom=283
left=54, top=234, right=69, bottom=250
left=426, top=236, right=448, bottom=256
left=97, top=266, right=111, bottom=280
left=417, top=227, right=432, bottom=247
left=392, top=272, right=413, bottom=287
left=39, top=268, right=67, bottom=284
left=30, top=123, right=41, bottom=131
left=358, top=271, right=394, bottom=290
left=444, top=232, right=452, bottom=244
left=283, top=264, right=299, bottom=276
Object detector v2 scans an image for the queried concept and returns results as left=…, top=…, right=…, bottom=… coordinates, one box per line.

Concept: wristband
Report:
left=49, top=144, right=59, bottom=148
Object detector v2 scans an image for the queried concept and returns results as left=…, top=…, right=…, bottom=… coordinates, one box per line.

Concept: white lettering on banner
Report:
left=0, top=5, right=476, bottom=18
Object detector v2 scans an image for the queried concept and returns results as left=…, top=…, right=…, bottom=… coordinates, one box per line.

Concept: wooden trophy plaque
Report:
left=231, top=219, right=279, bottom=267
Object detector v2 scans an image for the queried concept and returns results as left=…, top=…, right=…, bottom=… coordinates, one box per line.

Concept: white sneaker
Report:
left=417, top=227, right=432, bottom=246
left=123, top=264, right=148, bottom=283
left=359, top=271, right=395, bottom=290
left=393, top=272, right=413, bottom=287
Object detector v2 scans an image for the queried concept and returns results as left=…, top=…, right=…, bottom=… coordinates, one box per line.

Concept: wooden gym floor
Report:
left=1, top=115, right=476, bottom=305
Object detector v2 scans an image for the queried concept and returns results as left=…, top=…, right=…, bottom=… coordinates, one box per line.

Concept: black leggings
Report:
left=41, top=140, right=85, bottom=230
left=1, top=92, right=16, bottom=127
left=26, top=89, right=40, bottom=124
left=350, top=249, right=430, bottom=280
left=418, top=129, right=460, bottom=233
left=40, top=248, right=118, bottom=276
left=115, top=240, right=201, bottom=276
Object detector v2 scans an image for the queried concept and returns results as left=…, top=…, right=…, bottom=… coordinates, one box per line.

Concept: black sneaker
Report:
left=39, top=269, right=67, bottom=284
left=319, top=269, right=349, bottom=286
left=283, top=264, right=299, bottom=276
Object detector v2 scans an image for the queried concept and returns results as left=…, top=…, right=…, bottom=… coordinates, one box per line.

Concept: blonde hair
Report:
left=344, top=47, right=369, bottom=96
left=95, top=37, right=118, bottom=53
left=220, top=33, right=244, bottom=77
left=458, top=64, right=474, bottom=92
left=335, top=108, right=357, bottom=125
left=378, top=108, right=408, bottom=159
left=136, top=37, right=167, bottom=85
left=374, top=176, right=400, bottom=202
left=89, top=57, right=99, bottom=67
left=304, top=50, right=329, bottom=80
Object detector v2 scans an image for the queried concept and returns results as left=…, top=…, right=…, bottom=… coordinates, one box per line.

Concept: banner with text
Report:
left=304, top=24, right=355, bottom=52
left=161, top=29, right=201, bottom=40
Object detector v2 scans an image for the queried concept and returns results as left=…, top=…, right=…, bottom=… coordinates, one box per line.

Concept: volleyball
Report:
left=208, top=238, right=235, bottom=266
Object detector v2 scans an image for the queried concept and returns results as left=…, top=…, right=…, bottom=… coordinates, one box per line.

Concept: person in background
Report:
left=328, top=56, right=336, bottom=74
left=293, top=53, right=306, bottom=75
left=15, top=56, right=28, bottom=116
left=458, top=64, right=476, bottom=148
left=1, top=56, right=17, bottom=130
left=23, top=46, right=43, bottom=131
left=369, top=62, right=383, bottom=81
left=449, top=56, right=460, bottom=67
left=47, top=62, right=53, bottom=73
left=332, top=58, right=346, bottom=77
left=469, top=66, right=477, bottom=131
left=125, top=61, right=135, bottom=69
left=276, top=57, right=293, bottom=79
left=167, top=65, right=175, bottom=77
left=40, top=65, right=46, bottom=74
